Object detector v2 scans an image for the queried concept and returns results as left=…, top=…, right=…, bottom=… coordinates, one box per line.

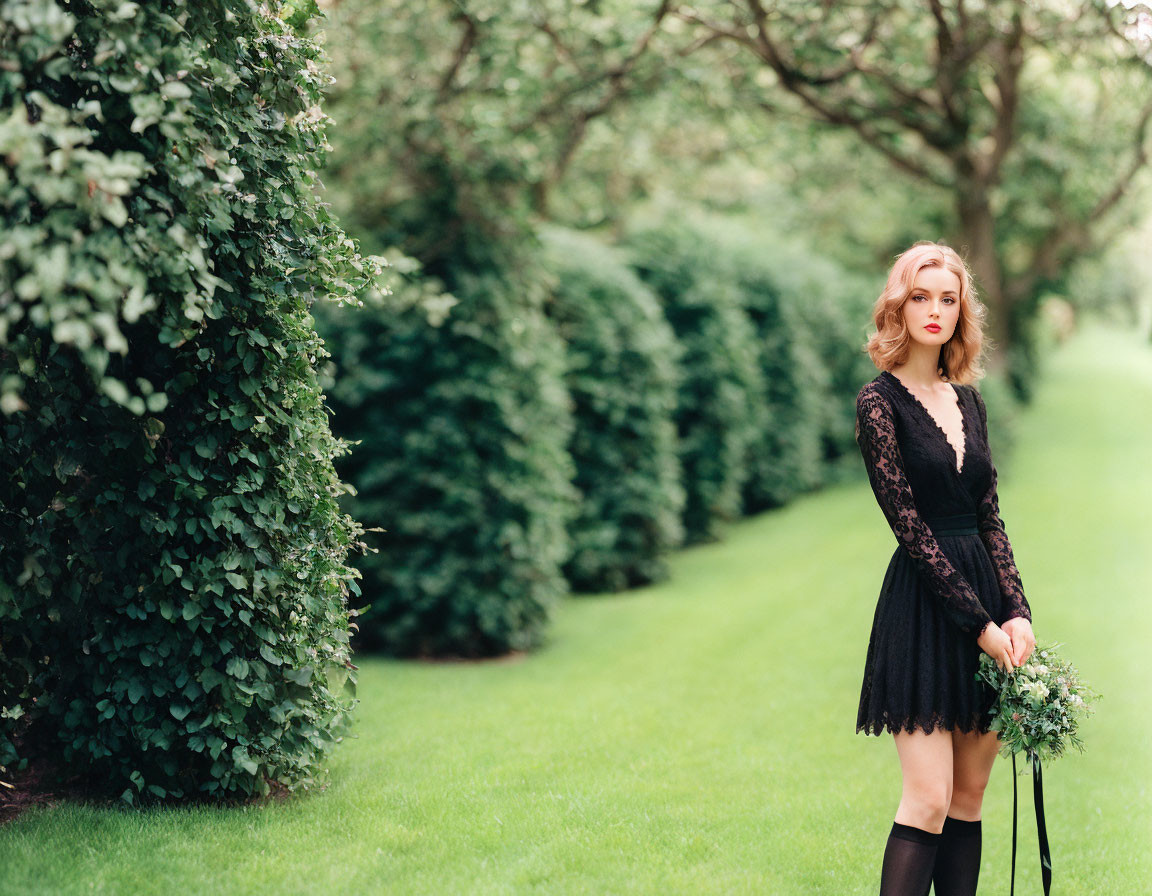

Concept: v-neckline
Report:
left=882, top=370, right=968, bottom=475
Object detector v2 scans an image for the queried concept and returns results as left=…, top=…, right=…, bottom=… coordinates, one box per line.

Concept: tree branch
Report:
left=1010, top=95, right=1152, bottom=300
left=732, top=0, right=959, bottom=152
left=512, top=2, right=673, bottom=138
left=533, top=1, right=675, bottom=207
left=744, top=0, right=859, bottom=86
left=981, top=8, right=1025, bottom=181
left=928, top=0, right=966, bottom=133
left=756, top=95, right=951, bottom=188
left=435, top=10, right=479, bottom=104
left=673, top=8, right=759, bottom=52
left=1087, top=94, right=1152, bottom=225
left=534, top=19, right=583, bottom=73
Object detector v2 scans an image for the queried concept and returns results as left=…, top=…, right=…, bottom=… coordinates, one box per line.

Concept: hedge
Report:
left=315, top=266, right=576, bottom=657
left=1, top=0, right=379, bottom=802
left=624, top=222, right=768, bottom=544
left=541, top=227, right=684, bottom=592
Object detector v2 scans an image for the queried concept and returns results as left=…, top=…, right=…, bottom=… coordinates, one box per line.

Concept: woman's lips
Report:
left=925, top=324, right=941, bottom=332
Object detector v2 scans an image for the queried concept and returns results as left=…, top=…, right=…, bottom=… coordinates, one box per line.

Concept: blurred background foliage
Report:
left=311, top=0, right=1152, bottom=657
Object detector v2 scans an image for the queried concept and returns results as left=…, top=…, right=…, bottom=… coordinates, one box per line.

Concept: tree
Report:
left=322, top=0, right=681, bottom=277
left=676, top=0, right=1152, bottom=373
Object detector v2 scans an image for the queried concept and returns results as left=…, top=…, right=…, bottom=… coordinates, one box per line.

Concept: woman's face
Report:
left=902, top=265, right=962, bottom=346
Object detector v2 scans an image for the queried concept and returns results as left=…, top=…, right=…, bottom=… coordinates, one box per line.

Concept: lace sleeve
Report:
left=972, top=389, right=1032, bottom=623
left=856, top=387, right=993, bottom=636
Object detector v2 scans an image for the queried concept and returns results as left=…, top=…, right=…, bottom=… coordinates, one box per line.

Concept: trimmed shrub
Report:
left=623, top=223, right=768, bottom=544
left=684, top=218, right=828, bottom=511
left=541, top=228, right=684, bottom=593
left=314, top=268, right=576, bottom=657
left=646, top=213, right=878, bottom=495
left=0, top=1, right=377, bottom=801
left=771, top=252, right=879, bottom=479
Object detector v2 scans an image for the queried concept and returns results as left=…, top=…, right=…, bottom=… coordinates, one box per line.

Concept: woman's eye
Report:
left=943, top=297, right=956, bottom=304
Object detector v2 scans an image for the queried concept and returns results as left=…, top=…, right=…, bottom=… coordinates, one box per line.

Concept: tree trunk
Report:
left=955, top=182, right=1010, bottom=360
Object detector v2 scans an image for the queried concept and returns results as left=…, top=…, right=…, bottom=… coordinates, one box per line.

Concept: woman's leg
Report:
left=880, top=729, right=954, bottom=895
left=948, top=728, right=1000, bottom=820
left=931, top=728, right=1001, bottom=896
left=893, top=728, right=954, bottom=832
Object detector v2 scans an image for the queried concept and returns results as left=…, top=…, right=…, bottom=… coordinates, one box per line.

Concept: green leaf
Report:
left=285, top=665, right=313, bottom=686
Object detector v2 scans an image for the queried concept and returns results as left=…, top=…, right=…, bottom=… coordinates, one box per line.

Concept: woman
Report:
left=855, top=242, right=1037, bottom=895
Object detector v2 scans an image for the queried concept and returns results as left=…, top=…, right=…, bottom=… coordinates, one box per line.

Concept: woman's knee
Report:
left=892, top=729, right=956, bottom=830
left=949, top=729, right=999, bottom=818
left=949, top=780, right=988, bottom=818
left=900, top=778, right=953, bottom=829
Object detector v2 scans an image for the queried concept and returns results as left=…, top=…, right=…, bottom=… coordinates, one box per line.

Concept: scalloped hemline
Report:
left=856, top=713, right=994, bottom=737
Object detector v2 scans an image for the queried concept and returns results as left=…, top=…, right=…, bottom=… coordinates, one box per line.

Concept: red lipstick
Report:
left=925, top=324, right=941, bottom=333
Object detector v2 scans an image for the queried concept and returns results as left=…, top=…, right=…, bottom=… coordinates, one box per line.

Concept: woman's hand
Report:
left=977, top=622, right=1014, bottom=673
left=1001, top=616, right=1036, bottom=667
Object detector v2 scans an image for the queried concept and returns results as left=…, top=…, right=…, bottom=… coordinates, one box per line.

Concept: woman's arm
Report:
left=856, top=386, right=994, bottom=636
left=971, top=388, right=1032, bottom=623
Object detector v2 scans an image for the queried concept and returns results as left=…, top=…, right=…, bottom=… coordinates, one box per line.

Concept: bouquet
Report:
left=977, top=642, right=1097, bottom=762
left=976, top=642, right=1098, bottom=896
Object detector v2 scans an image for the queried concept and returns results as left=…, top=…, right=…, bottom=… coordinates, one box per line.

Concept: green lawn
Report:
left=2, top=321, right=1150, bottom=895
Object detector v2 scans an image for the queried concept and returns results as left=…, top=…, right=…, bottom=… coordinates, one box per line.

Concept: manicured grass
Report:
left=2, top=321, right=1150, bottom=895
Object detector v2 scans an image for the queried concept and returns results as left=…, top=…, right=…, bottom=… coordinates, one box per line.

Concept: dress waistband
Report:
left=924, top=513, right=979, bottom=536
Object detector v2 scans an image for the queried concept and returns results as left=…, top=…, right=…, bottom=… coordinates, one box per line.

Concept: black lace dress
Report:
left=855, top=370, right=1032, bottom=736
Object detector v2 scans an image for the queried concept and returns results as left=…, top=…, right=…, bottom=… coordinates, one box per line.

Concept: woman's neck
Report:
left=893, top=345, right=945, bottom=390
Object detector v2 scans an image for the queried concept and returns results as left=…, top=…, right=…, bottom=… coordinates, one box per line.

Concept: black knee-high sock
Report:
left=880, top=822, right=941, bottom=896
left=930, top=816, right=982, bottom=896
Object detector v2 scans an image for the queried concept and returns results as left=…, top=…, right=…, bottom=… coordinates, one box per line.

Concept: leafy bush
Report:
left=680, top=218, right=829, bottom=511
left=623, top=222, right=767, bottom=544
left=314, top=267, right=576, bottom=657
left=0, top=0, right=379, bottom=801
left=761, top=248, right=878, bottom=481
left=541, top=228, right=684, bottom=592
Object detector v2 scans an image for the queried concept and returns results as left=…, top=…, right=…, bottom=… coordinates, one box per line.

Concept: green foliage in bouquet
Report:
left=623, top=221, right=767, bottom=544
left=540, top=228, right=685, bottom=593
left=1, top=0, right=381, bottom=801
left=977, top=643, right=1098, bottom=762
left=314, top=263, right=577, bottom=657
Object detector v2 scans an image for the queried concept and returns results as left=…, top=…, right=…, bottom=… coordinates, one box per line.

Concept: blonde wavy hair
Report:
left=864, top=241, right=987, bottom=384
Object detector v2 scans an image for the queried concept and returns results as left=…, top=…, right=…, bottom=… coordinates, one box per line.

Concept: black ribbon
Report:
left=1010, top=751, right=1052, bottom=896
left=1033, top=752, right=1053, bottom=894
